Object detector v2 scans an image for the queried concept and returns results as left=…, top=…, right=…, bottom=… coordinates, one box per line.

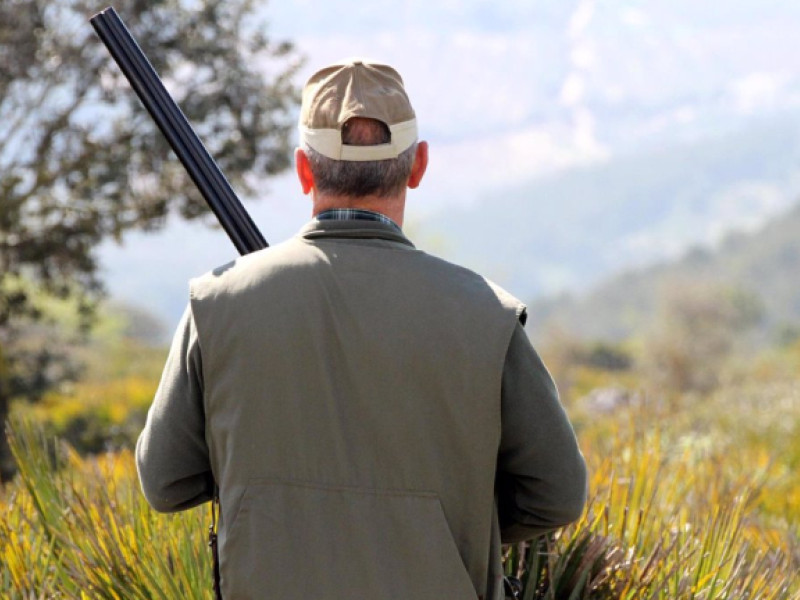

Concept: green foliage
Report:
left=12, top=374, right=158, bottom=454
left=10, top=302, right=168, bottom=455
left=0, top=0, right=302, bottom=479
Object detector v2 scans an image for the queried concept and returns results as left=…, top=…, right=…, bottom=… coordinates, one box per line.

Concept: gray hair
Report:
left=304, top=118, right=416, bottom=198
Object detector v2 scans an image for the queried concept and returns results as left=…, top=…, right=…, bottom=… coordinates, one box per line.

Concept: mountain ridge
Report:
left=427, top=111, right=800, bottom=303
left=525, top=200, right=800, bottom=343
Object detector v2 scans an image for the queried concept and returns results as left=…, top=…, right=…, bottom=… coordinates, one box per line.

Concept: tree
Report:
left=0, top=0, right=302, bottom=480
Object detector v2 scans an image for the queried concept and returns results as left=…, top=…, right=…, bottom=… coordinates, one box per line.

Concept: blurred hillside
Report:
left=436, top=112, right=800, bottom=302
left=527, top=199, right=800, bottom=344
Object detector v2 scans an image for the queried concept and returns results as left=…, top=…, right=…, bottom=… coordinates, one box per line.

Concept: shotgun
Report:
left=89, top=6, right=268, bottom=255
left=90, top=11, right=258, bottom=596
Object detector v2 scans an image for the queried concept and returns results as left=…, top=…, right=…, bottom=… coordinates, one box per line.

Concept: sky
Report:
left=98, top=0, right=800, bottom=328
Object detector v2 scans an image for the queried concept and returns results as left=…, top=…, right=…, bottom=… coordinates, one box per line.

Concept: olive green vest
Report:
left=190, top=220, right=524, bottom=600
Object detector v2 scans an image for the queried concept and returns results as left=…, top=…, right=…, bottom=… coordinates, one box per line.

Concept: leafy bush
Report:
left=11, top=375, right=156, bottom=454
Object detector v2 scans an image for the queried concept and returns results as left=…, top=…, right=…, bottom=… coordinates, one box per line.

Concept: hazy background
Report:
left=5, top=3, right=800, bottom=591
left=98, top=0, right=800, bottom=335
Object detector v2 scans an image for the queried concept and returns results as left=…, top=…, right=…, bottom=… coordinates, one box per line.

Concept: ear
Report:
left=407, top=141, right=428, bottom=190
left=295, top=147, right=315, bottom=195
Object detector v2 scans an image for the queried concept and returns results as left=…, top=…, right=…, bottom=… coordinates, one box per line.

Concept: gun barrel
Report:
left=90, top=6, right=268, bottom=255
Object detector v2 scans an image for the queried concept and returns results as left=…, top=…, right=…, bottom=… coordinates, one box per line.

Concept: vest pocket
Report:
left=222, top=478, right=478, bottom=599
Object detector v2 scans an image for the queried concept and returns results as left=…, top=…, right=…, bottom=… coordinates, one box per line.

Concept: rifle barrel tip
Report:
left=90, top=6, right=116, bottom=20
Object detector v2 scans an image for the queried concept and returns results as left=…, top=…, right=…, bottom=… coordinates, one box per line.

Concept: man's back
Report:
left=190, top=219, right=523, bottom=598
left=136, top=58, right=586, bottom=600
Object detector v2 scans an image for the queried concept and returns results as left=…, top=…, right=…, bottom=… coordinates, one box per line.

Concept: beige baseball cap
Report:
left=299, top=59, right=418, bottom=161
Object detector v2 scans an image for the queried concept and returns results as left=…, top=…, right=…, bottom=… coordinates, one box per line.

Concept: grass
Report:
left=1, top=352, right=799, bottom=598
left=508, top=413, right=799, bottom=599
left=1, top=421, right=212, bottom=599
left=503, top=343, right=800, bottom=599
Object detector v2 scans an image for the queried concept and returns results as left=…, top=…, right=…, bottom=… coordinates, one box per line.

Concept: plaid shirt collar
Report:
left=315, top=208, right=402, bottom=233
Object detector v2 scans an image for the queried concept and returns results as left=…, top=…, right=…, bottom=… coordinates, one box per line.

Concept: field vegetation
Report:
left=1, top=302, right=799, bottom=599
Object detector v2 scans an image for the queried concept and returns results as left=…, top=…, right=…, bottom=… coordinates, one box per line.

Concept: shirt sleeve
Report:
left=135, top=304, right=214, bottom=513
left=496, top=322, right=588, bottom=543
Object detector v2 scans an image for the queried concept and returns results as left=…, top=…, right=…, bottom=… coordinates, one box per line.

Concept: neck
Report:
left=312, top=193, right=406, bottom=227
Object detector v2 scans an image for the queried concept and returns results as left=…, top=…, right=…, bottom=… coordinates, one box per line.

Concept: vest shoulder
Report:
left=189, top=238, right=309, bottom=300
left=188, top=238, right=527, bottom=324
left=415, top=251, right=528, bottom=324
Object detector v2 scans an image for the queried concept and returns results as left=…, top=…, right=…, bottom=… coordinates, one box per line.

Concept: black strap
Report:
left=209, top=485, right=222, bottom=600
left=503, top=575, right=522, bottom=599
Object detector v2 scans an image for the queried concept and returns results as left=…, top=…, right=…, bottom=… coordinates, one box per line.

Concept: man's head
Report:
left=295, top=59, right=428, bottom=211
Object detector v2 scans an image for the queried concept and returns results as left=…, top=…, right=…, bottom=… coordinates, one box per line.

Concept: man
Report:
left=136, top=59, right=587, bottom=600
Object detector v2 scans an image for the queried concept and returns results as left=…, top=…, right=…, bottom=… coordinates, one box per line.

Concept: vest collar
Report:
left=298, top=219, right=416, bottom=248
